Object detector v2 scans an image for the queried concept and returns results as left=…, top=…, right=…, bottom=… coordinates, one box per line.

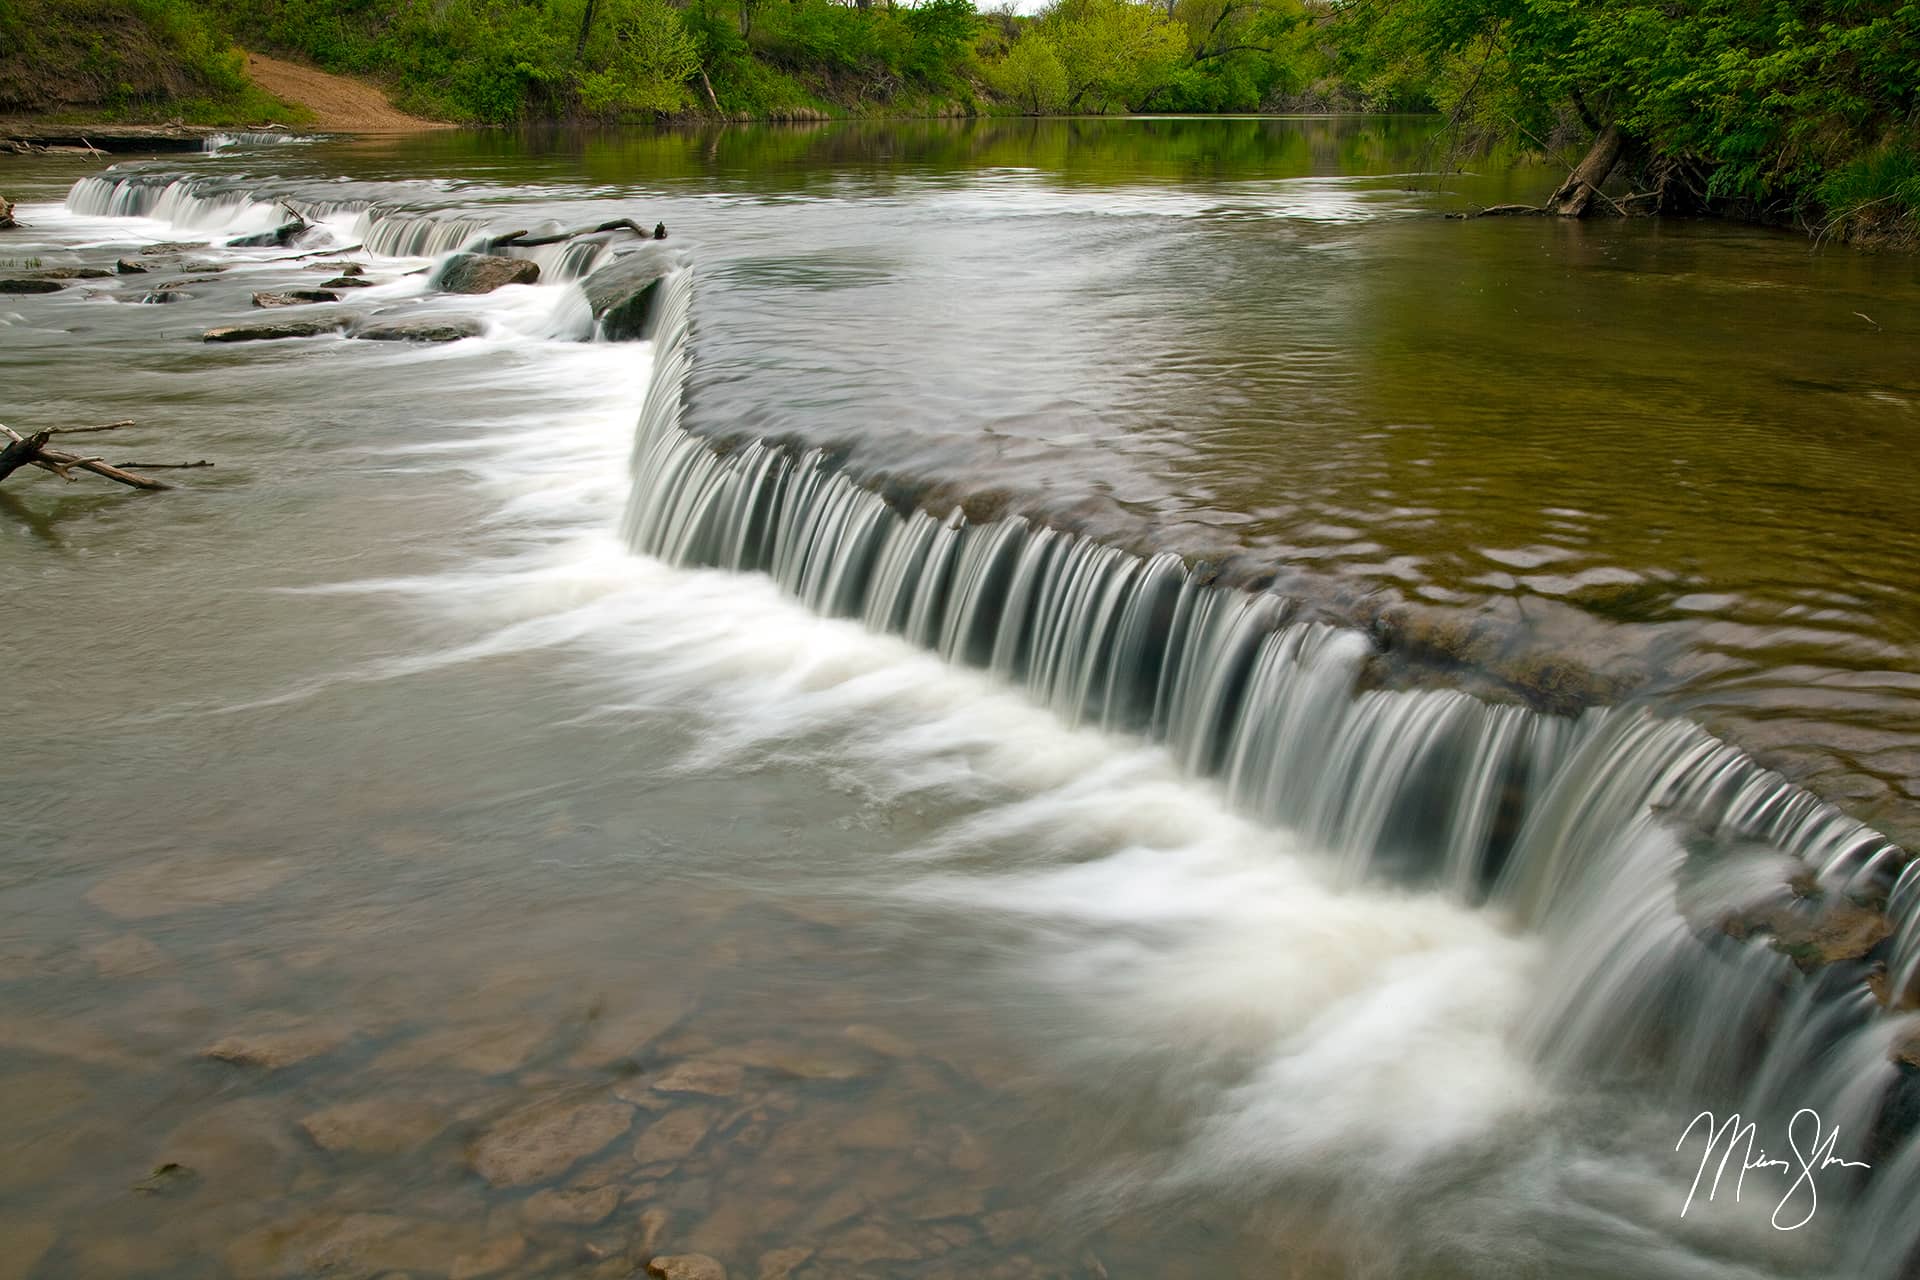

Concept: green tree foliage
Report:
left=1329, top=0, right=1920, bottom=236
left=987, top=30, right=1070, bottom=110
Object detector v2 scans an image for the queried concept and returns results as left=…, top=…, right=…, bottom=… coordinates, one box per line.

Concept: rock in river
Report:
left=648, top=1255, right=728, bottom=1280
left=580, top=245, right=678, bottom=341
left=349, top=316, right=484, bottom=344
left=469, top=1098, right=633, bottom=1187
left=433, top=252, right=540, bottom=294
left=0, top=278, right=64, bottom=294
left=204, top=318, right=348, bottom=343
left=252, top=290, right=341, bottom=308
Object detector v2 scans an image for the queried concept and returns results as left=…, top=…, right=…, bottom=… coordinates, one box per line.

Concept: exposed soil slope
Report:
left=243, top=52, right=447, bottom=131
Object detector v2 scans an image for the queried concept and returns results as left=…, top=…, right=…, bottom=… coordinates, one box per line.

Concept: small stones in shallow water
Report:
left=252, top=290, right=341, bottom=308
left=648, top=1254, right=728, bottom=1280
left=469, top=1098, right=634, bottom=1187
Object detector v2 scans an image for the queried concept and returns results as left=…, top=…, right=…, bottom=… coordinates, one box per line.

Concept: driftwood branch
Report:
left=0, top=423, right=176, bottom=491
left=47, top=418, right=138, bottom=436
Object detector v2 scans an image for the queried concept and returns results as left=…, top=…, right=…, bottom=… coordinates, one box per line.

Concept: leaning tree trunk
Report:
left=1545, top=123, right=1625, bottom=218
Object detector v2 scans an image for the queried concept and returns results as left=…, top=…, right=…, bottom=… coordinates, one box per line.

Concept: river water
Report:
left=2, top=117, right=1918, bottom=1279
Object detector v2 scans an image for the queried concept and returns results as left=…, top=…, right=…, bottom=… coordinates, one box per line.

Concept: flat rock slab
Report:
left=321, top=276, right=376, bottom=289
left=205, top=1019, right=353, bottom=1070
left=350, top=317, right=483, bottom=343
left=32, top=266, right=113, bottom=280
left=650, top=1060, right=746, bottom=1097
left=434, top=252, right=540, bottom=294
left=252, top=290, right=341, bottom=308
left=521, top=1185, right=623, bottom=1225
left=204, top=318, right=348, bottom=343
left=469, top=1099, right=633, bottom=1187
left=648, top=1254, right=728, bottom=1280
left=0, top=279, right=64, bottom=294
left=87, top=855, right=295, bottom=918
left=298, top=1098, right=448, bottom=1154
left=631, top=1104, right=718, bottom=1169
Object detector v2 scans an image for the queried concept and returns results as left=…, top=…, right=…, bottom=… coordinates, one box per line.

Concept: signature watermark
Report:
left=1677, top=1109, right=1873, bottom=1230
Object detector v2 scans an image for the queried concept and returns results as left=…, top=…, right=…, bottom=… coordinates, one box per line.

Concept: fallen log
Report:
left=0, top=423, right=186, bottom=491
left=485, top=217, right=654, bottom=251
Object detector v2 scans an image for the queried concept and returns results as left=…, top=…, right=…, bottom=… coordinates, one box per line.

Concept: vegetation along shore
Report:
left=2, top=0, right=1916, bottom=244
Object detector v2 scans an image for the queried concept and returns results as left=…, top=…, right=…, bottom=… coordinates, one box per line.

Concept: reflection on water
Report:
left=0, top=117, right=1915, bottom=1279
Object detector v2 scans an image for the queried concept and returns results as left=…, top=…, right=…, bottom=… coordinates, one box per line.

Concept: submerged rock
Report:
left=349, top=316, right=483, bottom=344
left=252, top=290, right=341, bottom=308
left=0, top=278, right=64, bottom=294
left=580, top=246, right=678, bottom=341
left=298, top=1098, right=447, bottom=1154
left=433, top=252, right=540, bottom=294
left=650, top=1060, right=746, bottom=1098
left=204, top=1019, right=352, bottom=1070
left=648, top=1255, right=728, bottom=1280
left=522, top=1185, right=623, bottom=1225
left=631, top=1104, right=718, bottom=1168
left=469, top=1098, right=633, bottom=1187
left=203, top=318, right=348, bottom=343
left=1723, top=896, right=1893, bottom=971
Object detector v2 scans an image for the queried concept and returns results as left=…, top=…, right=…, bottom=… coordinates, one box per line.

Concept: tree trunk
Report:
left=1545, top=123, right=1625, bottom=218
left=0, top=193, right=15, bottom=230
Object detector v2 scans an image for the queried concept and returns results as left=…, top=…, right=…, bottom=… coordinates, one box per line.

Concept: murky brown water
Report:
left=1, top=117, right=1916, bottom=1280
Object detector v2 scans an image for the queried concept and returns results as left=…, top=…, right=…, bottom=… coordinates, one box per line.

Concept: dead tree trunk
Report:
left=0, top=430, right=50, bottom=481
left=1545, top=124, right=1626, bottom=217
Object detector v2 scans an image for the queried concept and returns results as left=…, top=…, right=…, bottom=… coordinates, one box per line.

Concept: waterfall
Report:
left=622, top=270, right=1920, bottom=1276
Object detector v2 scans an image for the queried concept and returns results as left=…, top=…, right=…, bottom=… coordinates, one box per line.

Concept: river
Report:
left=1, top=116, right=1917, bottom=1280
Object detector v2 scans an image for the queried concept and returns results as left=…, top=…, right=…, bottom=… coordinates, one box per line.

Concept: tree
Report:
left=1035, top=0, right=1186, bottom=111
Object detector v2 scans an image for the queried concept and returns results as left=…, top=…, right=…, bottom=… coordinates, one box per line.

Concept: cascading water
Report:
left=622, top=270, right=1920, bottom=1277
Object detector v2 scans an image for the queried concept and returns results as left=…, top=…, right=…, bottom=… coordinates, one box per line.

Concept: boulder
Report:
left=252, top=290, right=341, bottom=308
left=227, top=220, right=305, bottom=248
left=115, top=258, right=148, bottom=274
left=580, top=246, right=678, bottom=341
left=433, top=252, right=540, bottom=294
left=0, top=278, right=64, bottom=294
left=203, top=318, right=348, bottom=343
left=321, top=276, right=375, bottom=289
left=349, top=316, right=483, bottom=344
left=648, top=1255, right=727, bottom=1280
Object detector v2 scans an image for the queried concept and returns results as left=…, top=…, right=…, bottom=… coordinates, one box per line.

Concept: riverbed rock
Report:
left=349, top=316, right=484, bottom=344
left=298, top=1098, right=448, bottom=1154
left=433, top=252, right=540, bottom=294
left=252, top=290, right=341, bottom=308
left=469, top=1098, right=634, bottom=1187
left=204, top=318, right=348, bottom=343
left=371, top=1019, right=551, bottom=1075
left=87, top=854, right=295, bottom=917
left=651, top=1060, right=746, bottom=1098
left=1723, top=898, right=1893, bottom=971
left=224, top=1212, right=506, bottom=1279
left=648, top=1254, right=728, bottom=1280
left=522, top=1185, right=624, bottom=1225
left=631, top=1105, right=718, bottom=1169
left=321, top=275, right=376, bottom=289
left=33, top=266, right=113, bottom=280
left=90, top=933, right=171, bottom=978
left=228, top=221, right=306, bottom=249
left=307, top=261, right=364, bottom=276
left=114, top=258, right=148, bottom=274
left=756, top=1245, right=814, bottom=1280
left=0, top=1221, right=55, bottom=1280
left=204, top=1018, right=352, bottom=1070
left=580, top=246, right=677, bottom=341
left=0, top=278, right=63, bottom=294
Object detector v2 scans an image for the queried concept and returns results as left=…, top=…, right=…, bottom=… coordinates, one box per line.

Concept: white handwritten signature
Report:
left=1677, top=1109, right=1873, bottom=1230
